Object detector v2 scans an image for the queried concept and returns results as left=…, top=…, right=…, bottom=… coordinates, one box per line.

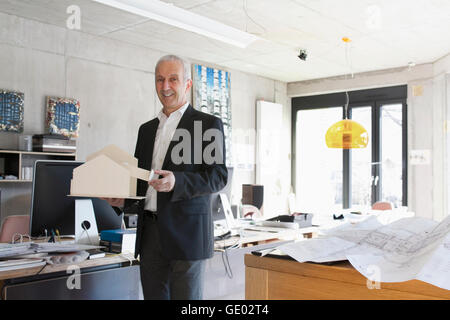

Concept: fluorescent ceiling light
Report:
left=92, top=0, right=260, bottom=48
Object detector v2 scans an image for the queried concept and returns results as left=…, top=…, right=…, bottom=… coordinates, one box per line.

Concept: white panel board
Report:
left=256, top=100, right=283, bottom=217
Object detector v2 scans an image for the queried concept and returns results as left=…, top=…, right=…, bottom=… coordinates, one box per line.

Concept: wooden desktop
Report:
left=245, top=254, right=450, bottom=300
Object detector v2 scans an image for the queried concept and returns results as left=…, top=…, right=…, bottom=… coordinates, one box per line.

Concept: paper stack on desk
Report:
left=276, top=214, right=450, bottom=290
left=0, top=242, right=102, bottom=259
left=0, top=243, right=32, bottom=258
left=0, top=258, right=46, bottom=272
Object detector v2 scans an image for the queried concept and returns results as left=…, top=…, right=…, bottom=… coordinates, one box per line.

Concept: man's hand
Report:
left=100, top=197, right=125, bottom=208
left=149, top=170, right=175, bottom=192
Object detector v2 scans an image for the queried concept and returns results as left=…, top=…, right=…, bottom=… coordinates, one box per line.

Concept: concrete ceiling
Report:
left=1, top=0, right=449, bottom=82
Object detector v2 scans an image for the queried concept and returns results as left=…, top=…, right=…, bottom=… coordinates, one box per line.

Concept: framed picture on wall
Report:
left=46, top=96, right=80, bottom=138
left=0, top=89, right=24, bottom=133
left=192, top=64, right=232, bottom=166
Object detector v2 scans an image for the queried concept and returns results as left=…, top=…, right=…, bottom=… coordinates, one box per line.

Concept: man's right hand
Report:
left=100, top=197, right=125, bottom=208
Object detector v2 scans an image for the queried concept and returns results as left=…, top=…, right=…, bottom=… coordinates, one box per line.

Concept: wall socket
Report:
left=409, top=149, right=431, bottom=165
left=412, top=85, right=424, bottom=97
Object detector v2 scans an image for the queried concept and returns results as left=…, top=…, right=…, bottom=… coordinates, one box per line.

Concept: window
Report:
left=291, top=86, right=407, bottom=214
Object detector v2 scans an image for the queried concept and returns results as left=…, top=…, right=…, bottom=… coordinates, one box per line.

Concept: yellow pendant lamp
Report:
left=325, top=92, right=369, bottom=149
left=325, top=119, right=369, bottom=149
left=326, top=37, right=368, bottom=149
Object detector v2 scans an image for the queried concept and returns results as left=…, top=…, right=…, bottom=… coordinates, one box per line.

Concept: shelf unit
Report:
left=0, top=150, right=76, bottom=182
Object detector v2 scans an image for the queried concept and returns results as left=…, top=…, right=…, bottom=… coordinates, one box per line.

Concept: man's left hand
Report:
left=149, top=169, right=176, bottom=192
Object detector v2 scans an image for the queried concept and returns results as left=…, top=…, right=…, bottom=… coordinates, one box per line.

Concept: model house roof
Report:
left=85, top=144, right=150, bottom=181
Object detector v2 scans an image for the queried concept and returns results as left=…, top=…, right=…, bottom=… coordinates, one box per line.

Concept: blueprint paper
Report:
left=276, top=214, right=450, bottom=290
left=345, top=216, right=449, bottom=283
left=416, top=233, right=450, bottom=290
left=278, top=237, right=355, bottom=263
left=278, top=214, right=406, bottom=264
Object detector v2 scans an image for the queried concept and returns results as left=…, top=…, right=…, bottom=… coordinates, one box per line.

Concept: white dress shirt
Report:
left=144, top=102, right=190, bottom=212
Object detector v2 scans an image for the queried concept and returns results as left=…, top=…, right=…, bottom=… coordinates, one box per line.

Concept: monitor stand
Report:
left=75, top=199, right=100, bottom=245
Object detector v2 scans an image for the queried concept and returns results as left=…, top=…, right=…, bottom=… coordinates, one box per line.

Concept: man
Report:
left=104, top=55, right=227, bottom=300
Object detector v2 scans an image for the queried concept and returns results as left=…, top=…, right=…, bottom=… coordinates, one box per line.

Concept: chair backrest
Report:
left=0, top=215, right=30, bottom=243
left=372, top=201, right=393, bottom=211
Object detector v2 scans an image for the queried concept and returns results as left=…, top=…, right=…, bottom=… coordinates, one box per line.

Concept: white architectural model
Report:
left=70, top=144, right=152, bottom=199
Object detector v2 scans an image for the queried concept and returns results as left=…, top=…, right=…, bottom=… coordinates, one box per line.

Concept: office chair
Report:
left=0, top=215, right=30, bottom=243
left=372, top=201, right=393, bottom=211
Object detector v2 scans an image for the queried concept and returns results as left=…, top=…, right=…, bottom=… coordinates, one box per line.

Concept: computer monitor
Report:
left=30, top=160, right=123, bottom=238
left=210, top=167, right=234, bottom=221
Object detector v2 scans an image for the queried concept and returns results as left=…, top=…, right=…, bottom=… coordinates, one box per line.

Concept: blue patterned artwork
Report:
left=193, top=64, right=231, bottom=166
left=46, top=96, right=80, bottom=138
left=0, top=89, right=24, bottom=133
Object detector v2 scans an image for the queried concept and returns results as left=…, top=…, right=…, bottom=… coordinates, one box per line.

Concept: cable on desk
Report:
left=119, top=253, right=134, bottom=266
left=217, top=234, right=242, bottom=279
left=11, top=233, right=31, bottom=244
left=221, top=249, right=233, bottom=279
left=35, top=263, right=47, bottom=276
left=79, top=227, right=93, bottom=245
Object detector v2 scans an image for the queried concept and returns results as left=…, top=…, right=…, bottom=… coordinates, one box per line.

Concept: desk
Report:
left=245, top=254, right=450, bottom=300
left=0, top=253, right=142, bottom=300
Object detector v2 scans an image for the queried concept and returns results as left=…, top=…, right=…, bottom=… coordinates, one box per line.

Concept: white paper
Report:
left=0, top=258, right=46, bottom=272
left=278, top=237, right=355, bottom=263
left=121, top=233, right=136, bottom=254
left=0, top=242, right=102, bottom=259
left=416, top=233, right=450, bottom=290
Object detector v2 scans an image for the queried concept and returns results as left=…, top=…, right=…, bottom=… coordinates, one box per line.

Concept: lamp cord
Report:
left=344, top=91, right=350, bottom=119
left=343, top=38, right=352, bottom=120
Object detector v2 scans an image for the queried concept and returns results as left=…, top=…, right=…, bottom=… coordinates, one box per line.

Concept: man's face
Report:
left=155, top=60, right=192, bottom=110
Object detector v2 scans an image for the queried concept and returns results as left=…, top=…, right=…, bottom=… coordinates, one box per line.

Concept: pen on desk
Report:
left=49, top=229, right=55, bottom=243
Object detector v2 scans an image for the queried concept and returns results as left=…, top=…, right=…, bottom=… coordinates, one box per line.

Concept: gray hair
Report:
left=155, top=54, right=191, bottom=83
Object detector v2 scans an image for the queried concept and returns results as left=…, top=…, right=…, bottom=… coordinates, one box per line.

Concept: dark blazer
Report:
left=124, top=105, right=228, bottom=260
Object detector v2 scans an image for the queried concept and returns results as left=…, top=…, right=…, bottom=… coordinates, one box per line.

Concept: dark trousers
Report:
left=139, top=214, right=206, bottom=300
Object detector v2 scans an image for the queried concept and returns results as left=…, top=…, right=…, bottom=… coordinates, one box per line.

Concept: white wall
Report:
left=0, top=12, right=289, bottom=221
left=432, top=53, right=450, bottom=221
left=288, top=55, right=450, bottom=221
left=447, top=73, right=450, bottom=220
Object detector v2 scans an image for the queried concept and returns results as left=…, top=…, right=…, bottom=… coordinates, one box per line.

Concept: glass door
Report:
left=350, top=106, right=373, bottom=210
left=380, top=103, right=404, bottom=207
left=295, top=107, right=343, bottom=214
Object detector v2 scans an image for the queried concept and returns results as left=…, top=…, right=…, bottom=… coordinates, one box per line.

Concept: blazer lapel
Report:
left=162, top=104, right=194, bottom=169
left=145, top=118, right=159, bottom=170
